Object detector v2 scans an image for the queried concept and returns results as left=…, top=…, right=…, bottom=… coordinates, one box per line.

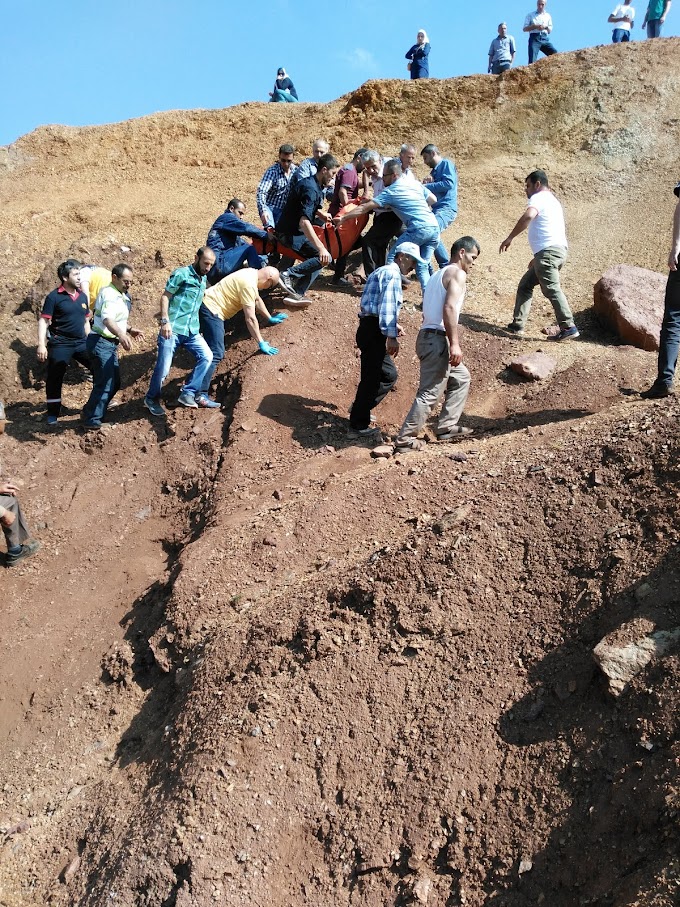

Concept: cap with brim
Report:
left=394, top=241, right=427, bottom=265
left=674, top=181, right=680, bottom=198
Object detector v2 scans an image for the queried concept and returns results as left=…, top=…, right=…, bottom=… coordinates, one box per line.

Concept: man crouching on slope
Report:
left=394, top=236, right=480, bottom=451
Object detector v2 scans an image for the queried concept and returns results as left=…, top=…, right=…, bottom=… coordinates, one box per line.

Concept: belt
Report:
left=93, top=330, right=119, bottom=345
left=422, top=328, right=446, bottom=336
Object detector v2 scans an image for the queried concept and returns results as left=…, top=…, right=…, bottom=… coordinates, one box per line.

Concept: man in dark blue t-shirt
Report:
left=38, top=259, right=92, bottom=425
left=277, top=153, right=339, bottom=298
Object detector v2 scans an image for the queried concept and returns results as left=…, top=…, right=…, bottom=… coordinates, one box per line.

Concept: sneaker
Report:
left=196, top=394, right=220, bottom=409
left=279, top=271, right=303, bottom=301
left=506, top=323, right=525, bottom=336
left=640, top=383, right=672, bottom=399
left=348, top=425, right=381, bottom=438
left=177, top=391, right=198, bottom=409
left=144, top=397, right=166, bottom=417
left=331, top=277, right=352, bottom=287
left=436, top=426, right=474, bottom=440
left=6, top=539, right=41, bottom=568
left=82, top=420, right=102, bottom=429
left=551, top=325, right=580, bottom=341
left=46, top=414, right=58, bottom=426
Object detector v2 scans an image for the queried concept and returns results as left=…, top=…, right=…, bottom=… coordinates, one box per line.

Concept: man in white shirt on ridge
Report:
left=608, top=0, right=635, bottom=42
left=524, top=0, right=558, bottom=63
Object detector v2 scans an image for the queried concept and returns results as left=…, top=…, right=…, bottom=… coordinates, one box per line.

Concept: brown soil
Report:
left=0, top=40, right=678, bottom=907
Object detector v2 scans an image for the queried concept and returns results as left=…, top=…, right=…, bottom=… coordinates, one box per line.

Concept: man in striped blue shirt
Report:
left=349, top=243, right=424, bottom=435
left=144, top=248, right=217, bottom=416
left=256, top=144, right=297, bottom=229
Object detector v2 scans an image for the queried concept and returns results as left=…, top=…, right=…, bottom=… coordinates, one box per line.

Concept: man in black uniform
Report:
left=277, top=153, right=339, bottom=299
left=37, top=259, right=92, bottom=425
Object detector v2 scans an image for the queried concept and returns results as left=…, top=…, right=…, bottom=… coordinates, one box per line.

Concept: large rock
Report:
left=593, top=617, right=680, bottom=696
left=593, top=264, right=667, bottom=351
left=508, top=352, right=556, bottom=381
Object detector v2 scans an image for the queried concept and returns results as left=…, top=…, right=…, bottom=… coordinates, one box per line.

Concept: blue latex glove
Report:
left=258, top=340, right=279, bottom=355
left=269, top=313, right=288, bottom=324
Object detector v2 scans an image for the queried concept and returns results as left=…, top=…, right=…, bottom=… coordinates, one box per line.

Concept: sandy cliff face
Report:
left=0, top=41, right=678, bottom=907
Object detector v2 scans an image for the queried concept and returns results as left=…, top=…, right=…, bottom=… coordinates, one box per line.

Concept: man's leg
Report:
left=436, top=363, right=471, bottom=435
left=181, top=333, right=214, bottom=398
left=655, top=268, right=680, bottom=389
left=389, top=227, right=438, bottom=292
left=198, top=304, right=225, bottom=395
left=647, top=20, right=662, bottom=37
left=511, top=261, right=540, bottom=329
left=533, top=247, right=575, bottom=329
left=45, top=354, right=69, bottom=419
left=350, top=318, right=388, bottom=430
left=540, top=38, right=558, bottom=56
left=528, top=35, right=539, bottom=64
left=492, top=61, right=511, bottom=74
left=433, top=207, right=457, bottom=268
left=286, top=239, right=322, bottom=295
left=146, top=332, right=179, bottom=401
left=396, top=332, right=449, bottom=444
left=82, top=337, right=117, bottom=425
left=362, top=212, right=402, bottom=276
left=0, top=494, right=31, bottom=550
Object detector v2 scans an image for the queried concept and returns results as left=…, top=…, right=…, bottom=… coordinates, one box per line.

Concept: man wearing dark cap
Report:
left=640, top=181, right=680, bottom=398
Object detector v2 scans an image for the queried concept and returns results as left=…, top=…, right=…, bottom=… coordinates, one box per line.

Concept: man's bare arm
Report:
left=669, top=199, right=680, bottom=271
left=500, top=207, right=538, bottom=252
left=442, top=268, right=466, bottom=365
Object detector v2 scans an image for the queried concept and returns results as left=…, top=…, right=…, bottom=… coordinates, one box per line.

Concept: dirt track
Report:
left=0, top=40, right=678, bottom=907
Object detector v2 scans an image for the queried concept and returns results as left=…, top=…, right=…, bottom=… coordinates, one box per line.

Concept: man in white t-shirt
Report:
left=524, top=0, right=558, bottom=63
left=394, top=236, right=480, bottom=451
left=500, top=169, right=578, bottom=341
left=608, top=0, right=635, bottom=41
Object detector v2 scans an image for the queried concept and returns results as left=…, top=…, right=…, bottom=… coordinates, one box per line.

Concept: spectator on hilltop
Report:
left=642, top=0, right=671, bottom=36
left=609, top=0, right=636, bottom=41
left=524, top=0, right=558, bottom=63
left=488, top=22, right=517, bottom=73
left=269, top=67, right=298, bottom=102
left=256, top=144, right=297, bottom=230
left=405, top=30, right=430, bottom=79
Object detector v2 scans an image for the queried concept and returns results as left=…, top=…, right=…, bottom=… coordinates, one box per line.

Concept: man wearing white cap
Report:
left=395, top=237, right=480, bottom=450
left=348, top=244, right=423, bottom=436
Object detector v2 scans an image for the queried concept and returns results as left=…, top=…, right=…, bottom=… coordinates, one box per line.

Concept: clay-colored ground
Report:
left=0, top=40, right=678, bottom=907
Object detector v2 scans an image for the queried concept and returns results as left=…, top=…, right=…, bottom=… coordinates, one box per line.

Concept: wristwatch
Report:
left=160, top=317, right=169, bottom=325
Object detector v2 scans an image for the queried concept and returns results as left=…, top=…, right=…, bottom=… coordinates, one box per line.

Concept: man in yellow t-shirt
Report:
left=198, top=266, right=289, bottom=398
left=79, top=265, right=113, bottom=310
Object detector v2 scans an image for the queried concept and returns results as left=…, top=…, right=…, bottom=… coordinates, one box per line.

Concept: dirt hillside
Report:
left=0, top=40, right=678, bottom=907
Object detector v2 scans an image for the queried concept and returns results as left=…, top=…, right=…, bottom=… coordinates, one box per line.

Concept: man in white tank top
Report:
left=395, top=236, right=480, bottom=450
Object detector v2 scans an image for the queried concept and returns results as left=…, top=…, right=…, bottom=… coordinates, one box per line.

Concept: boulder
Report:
left=508, top=352, right=557, bottom=381
left=593, top=617, right=680, bottom=696
left=593, top=265, right=666, bottom=351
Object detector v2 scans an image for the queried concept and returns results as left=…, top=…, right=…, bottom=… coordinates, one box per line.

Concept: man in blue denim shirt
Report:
left=421, top=144, right=459, bottom=269
left=144, top=248, right=217, bottom=416
left=488, top=22, right=517, bottom=73
left=206, top=199, right=268, bottom=284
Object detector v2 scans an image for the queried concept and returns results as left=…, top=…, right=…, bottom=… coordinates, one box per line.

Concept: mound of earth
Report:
left=0, top=40, right=678, bottom=907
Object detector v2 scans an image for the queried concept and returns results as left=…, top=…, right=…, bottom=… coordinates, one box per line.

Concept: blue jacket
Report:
left=207, top=210, right=267, bottom=273
left=405, top=42, right=430, bottom=77
left=424, top=158, right=458, bottom=215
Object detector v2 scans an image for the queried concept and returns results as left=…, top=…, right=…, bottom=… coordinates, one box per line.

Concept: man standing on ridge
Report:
left=277, top=153, right=340, bottom=300
left=394, top=237, right=480, bottom=451
left=524, top=0, right=558, bottom=63
left=608, top=0, right=636, bottom=41
left=488, top=22, right=517, bottom=73
left=642, top=0, right=672, bottom=36
left=348, top=244, right=422, bottom=436
left=144, top=247, right=216, bottom=416
left=421, top=144, right=458, bottom=269
left=639, top=180, right=680, bottom=398
left=206, top=200, right=269, bottom=284
left=256, top=144, right=297, bottom=230
left=500, top=169, right=578, bottom=342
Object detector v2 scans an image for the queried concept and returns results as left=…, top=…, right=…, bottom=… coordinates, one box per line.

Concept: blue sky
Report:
left=2, top=0, right=676, bottom=146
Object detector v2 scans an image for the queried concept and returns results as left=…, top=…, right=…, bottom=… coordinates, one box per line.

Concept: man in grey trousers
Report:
left=394, top=236, right=480, bottom=451
left=1, top=478, right=40, bottom=567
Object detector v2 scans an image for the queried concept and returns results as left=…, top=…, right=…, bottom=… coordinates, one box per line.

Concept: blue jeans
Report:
left=146, top=331, right=212, bottom=400
left=198, top=304, right=225, bottom=394
left=612, top=28, right=631, bottom=42
left=528, top=33, right=557, bottom=63
left=646, top=19, right=662, bottom=37
left=432, top=206, right=458, bottom=267
left=82, top=333, right=120, bottom=425
left=388, top=225, right=440, bottom=291
left=655, top=265, right=680, bottom=389
left=270, top=89, right=297, bottom=102
left=279, top=234, right=323, bottom=294
left=491, top=61, right=512, bottom=74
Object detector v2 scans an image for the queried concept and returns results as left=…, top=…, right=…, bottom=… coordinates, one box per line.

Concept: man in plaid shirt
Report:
left=348, top=243, right=423, bottom=436
left=256, top=144, right=297, bottom=229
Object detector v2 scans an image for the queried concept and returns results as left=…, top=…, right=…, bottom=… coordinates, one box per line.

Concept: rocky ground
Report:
left=0, top=39, right=678, bottom=907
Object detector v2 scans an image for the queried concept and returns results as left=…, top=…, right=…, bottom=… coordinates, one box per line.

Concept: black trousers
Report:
left=46, top=342, right=91, bottom=417
left=350, top=316, right=398, bottom=430
left=361, top=212, right=403, bottom=276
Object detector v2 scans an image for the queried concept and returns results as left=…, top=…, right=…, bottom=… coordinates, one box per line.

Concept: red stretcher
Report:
left=251, top=202, right=369, bottom=263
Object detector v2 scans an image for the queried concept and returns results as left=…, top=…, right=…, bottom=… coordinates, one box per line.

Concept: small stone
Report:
left=518, top=858, right=533, bottom=875
left=263, top=536, right=277, bottom=547
left=60, top=855, right=81, bottom=884
left=371, top=444, right=393, bottom=459
left=273, top=489, right=284, bottom=500
left=449, top=452, right=468, bottom=462
left=508, top=352, right=557, bottom=381
left=589, top=470, right=604, bottom=487
left=634, top=582, right=653, bottom=602
left=413, top=874, right=433, bottom=903
left=135, top=505, right=152, bottom=521
left=250, top=726, right=262, bottom=737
